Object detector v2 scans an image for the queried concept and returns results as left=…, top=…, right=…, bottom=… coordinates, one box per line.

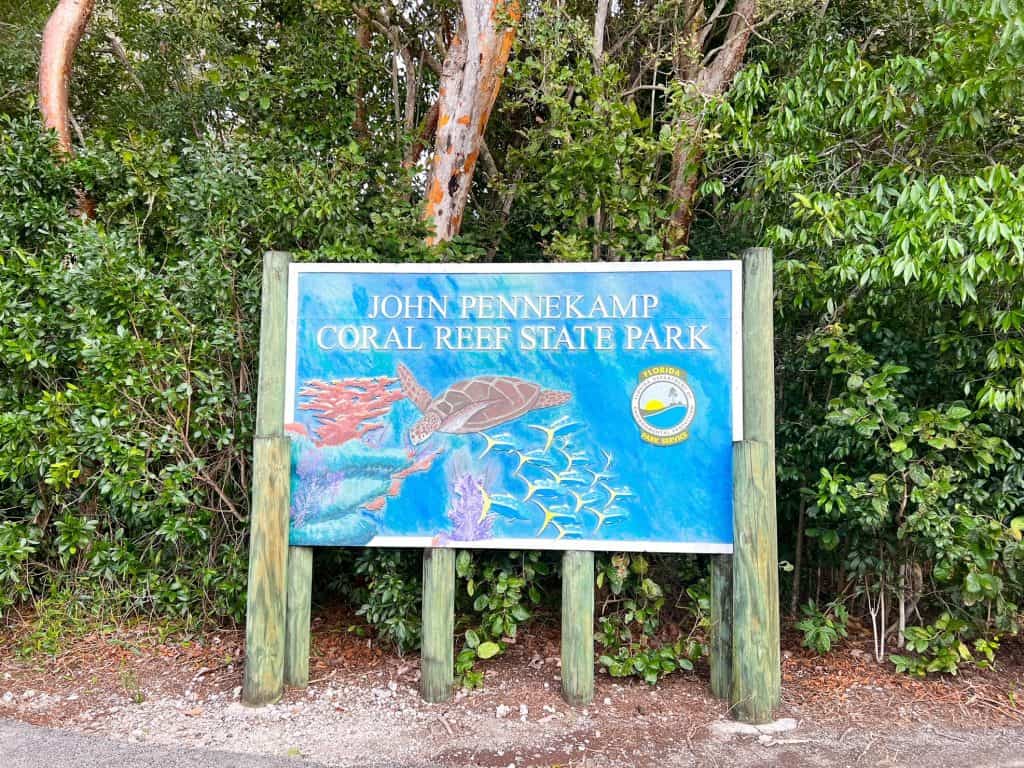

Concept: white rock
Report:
left=710, top=718, right=798, bottom=740
left=495, top=704, right=511, bottom=718
left=372, top=687, right=394, bottom=700
left=67, top=693, right=79, bottom=701
left=232, top=686, right=242, bottom=699
left=603, top=697, right=612, bottom=705
left=519, top=704, right=528, bottom=716
left=758, top=717, right=798, bottom=735
left=387, top=681, right=398, bottom=692
left=2, top=692, right=14, bottom=704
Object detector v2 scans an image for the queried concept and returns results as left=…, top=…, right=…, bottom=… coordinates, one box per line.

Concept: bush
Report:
left=795, top=600, right=849, bottom=654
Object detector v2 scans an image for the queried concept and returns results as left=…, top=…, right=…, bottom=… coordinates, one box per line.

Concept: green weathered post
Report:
left=284, top=545, right=313, bottom=686
left=421, top=547, right=455, bottom=703
left=243, top=251, right=292, bottom=706
left=560, top=550, right=594, bottom=706
left=731, top=247, right=781, bottom=723
left=709, top=554, right=733, bottom=699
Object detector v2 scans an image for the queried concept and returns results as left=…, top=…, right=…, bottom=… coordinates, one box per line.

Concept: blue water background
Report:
left=289, top=270, right=735, bottom=549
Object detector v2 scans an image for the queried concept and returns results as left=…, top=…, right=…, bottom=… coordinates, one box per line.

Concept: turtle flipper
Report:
left=397, top=363, right=432, bottom=412
left=438, top=400, right=500, bottom=434
left=536, top=389, right=571, bottom=408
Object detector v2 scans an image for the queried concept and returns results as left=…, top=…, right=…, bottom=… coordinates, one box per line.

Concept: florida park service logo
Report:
left=631, top=366, right=695, bottom=446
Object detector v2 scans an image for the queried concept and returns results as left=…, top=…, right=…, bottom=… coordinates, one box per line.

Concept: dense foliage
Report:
left=2, top=0, right=1023, bottom=681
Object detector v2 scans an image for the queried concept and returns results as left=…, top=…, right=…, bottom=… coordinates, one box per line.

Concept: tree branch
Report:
left=105, top=32, right=145, bottom=93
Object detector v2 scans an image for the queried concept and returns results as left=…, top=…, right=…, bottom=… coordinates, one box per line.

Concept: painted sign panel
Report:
left=284, top=263, right=741, bottom=553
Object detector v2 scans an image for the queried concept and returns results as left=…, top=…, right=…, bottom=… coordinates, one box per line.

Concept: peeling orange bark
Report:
left=39, top=0, right=94, bottom=156
left=39, top=0, right=96, bottom=218
left=422, top=0, right=520, bottom=244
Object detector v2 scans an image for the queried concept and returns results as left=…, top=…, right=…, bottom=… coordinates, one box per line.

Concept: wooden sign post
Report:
left=242, top=251, right=291, bottom=706
left=243, top=253, right=779, bottom=722
left=421, top=548, right=456, bottom=702
left=730, top=247, right=781, bottom=722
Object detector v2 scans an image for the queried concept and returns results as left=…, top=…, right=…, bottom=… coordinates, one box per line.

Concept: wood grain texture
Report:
left=730, top=440, right=779, bottom=722
left=709, top=554, right=733, bottom=699
left=243, top=251, right=291, bottom=706
left=421, top=548, right=455, bottom=703
left=560, top=550, right=594, bottom=706
left=729, top=247, right=781, bottom=723
left=284, top=546, right=313, bottom=687
left=242, top=436, right=291, bottom=704
left=254, top=251, right=290, bottom=438
left=741, top=247, right=776, bottom=449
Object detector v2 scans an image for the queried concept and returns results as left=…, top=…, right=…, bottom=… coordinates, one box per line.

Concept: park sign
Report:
left=283, top=262, right=742, bottom=553
left=245, top=250, right=778, bottom=722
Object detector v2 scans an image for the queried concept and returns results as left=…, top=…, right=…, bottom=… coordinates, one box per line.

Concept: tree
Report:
left=423, top=0, right=520, bottom=243
left=5, top=0, right=1022, bottom=677
left=38, top=0, right=93, bottom=155
left=667, top=0, right=757, bottom=246
left=38, top=0, right=94, bottom=216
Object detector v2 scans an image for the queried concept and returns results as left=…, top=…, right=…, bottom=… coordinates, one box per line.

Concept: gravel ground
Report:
left=4, top=669, right=1024, bottom=767
left=2, top=615, right=1023, bottom=767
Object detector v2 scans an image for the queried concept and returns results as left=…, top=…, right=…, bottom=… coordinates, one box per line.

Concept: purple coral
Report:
left=291, top=447, right=345, bottom=527
left=445, top=473, right=494, bottom=542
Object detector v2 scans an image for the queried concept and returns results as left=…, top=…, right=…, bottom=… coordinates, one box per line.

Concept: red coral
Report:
left=297, top=376, right=441, bottom=517
left=364, top=449, right=442, bottom=514
left=388, top=449, right=442, bottom=496
left=298, top=376, right=405, bottom=447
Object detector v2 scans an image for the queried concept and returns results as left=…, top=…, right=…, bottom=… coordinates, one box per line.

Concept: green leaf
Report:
left=476, top=641, right=501, bottom=660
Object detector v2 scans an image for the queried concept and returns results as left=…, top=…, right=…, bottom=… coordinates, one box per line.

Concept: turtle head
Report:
left=409, top=412, right=441, bottom=445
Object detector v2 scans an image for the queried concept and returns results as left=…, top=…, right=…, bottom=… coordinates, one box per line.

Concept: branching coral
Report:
left=287, top=376, right=440, bottom=545
left=298, top=376, right=404, bottom=447
left=444, top=472, right=494, bottom=542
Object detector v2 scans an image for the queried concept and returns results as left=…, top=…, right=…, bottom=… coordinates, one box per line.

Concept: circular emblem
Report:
left=631, top=366, right=695, bottom=446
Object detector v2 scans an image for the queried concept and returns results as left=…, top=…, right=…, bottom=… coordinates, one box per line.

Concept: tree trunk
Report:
left=39, top=0, right=95, bottom=218
left=591, top=0, right=610, bottom=260
left=667, top=0, right=757, bottom=248
left=39, top=0, right=95, bottom=155
left=353, top=8, right=371, bottom=138
left=790, top=498, right=806, bottom=616
left=592, top=0, right=609, bottom=70
left=422, top=0, right=520, bottom=244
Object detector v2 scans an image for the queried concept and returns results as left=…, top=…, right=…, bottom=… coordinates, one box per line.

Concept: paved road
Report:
left=0, top=719, right=331, bottom=768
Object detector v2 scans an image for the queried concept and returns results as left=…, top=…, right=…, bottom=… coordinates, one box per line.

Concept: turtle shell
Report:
left=430, top=375, right=541, bottom=433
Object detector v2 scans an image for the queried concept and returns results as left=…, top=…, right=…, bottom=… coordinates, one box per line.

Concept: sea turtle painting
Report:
left=397, top=363, right=572, bottom=445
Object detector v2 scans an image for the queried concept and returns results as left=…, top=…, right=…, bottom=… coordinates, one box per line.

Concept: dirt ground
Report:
left=1, top=607, right=1022, bottom=767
